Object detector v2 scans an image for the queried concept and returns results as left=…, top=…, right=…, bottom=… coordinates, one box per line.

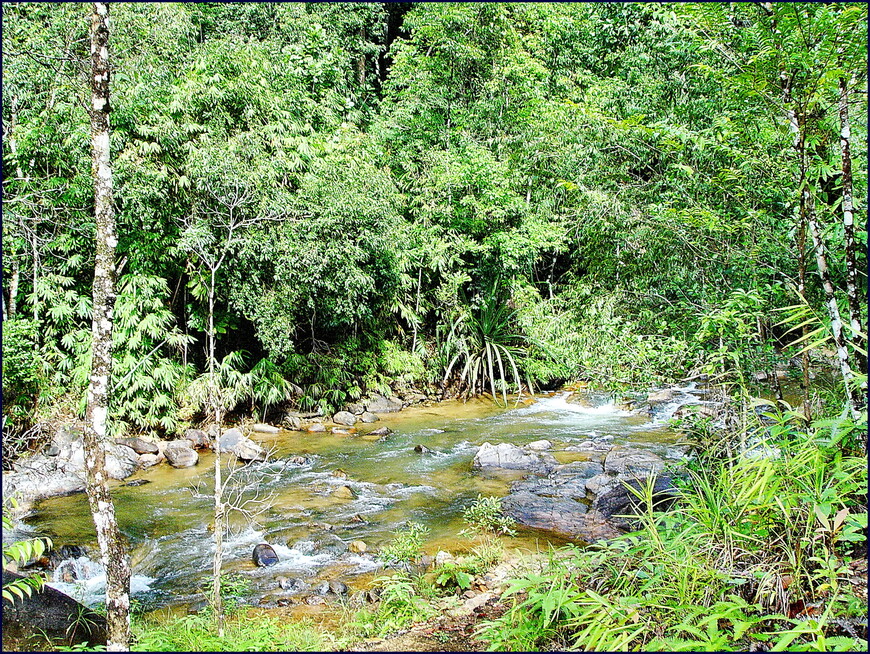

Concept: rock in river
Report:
left=364, top=393, right=403, bottom=414
left=115, top=437, right=159, bottom=455
left=603, top=447, right=666, bottom=476
left=183, top=429, right=211, bottom=449
left=646, top=389, right=675, bottom=404
left=332, top=411, right=357, bottom=426
left=472, top=442, right=557, bottom=474
left=165, top=443, right=198, bottom=468
left=501, top=492, right=621, bottom=542
left=253, top=543, right=279, bottom=567
left=592, top=475, right=678, bottom=531
left=219, top=428, right=267, bottom=461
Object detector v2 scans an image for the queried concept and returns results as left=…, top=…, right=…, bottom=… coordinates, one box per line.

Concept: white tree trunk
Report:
left=83, top=3, right=131, bottom=650
left=837, top=75, right=865, bottom=358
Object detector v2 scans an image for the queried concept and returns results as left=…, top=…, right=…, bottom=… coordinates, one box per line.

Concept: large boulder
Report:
left=472, top=442, right=557, bottom=474
left=114, top=437, right=159, bottom=455
left=332, top=411, right=357, bottom=426
left=604, top=448, right=666, bottom=476
left=501, top=492, right=621, bottom=542
left=218, top=428, right=267, bottom=462
left=364, top=393, right=403, bottom=414
left=164, top=443, right=198, bottom=468
left=282, top=414, right=303, bottom=431
left=510, top=461, right=603, bottom=500
left=1, top=569, right=107, bottom=649
left=359, top=412, right=379, bottom=423
left=252, top=423, right=280, bottom=434
left=183, top=429, right=211, bottom=449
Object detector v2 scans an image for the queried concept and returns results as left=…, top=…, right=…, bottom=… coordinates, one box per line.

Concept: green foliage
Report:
left=2, top=498, right=52, bottom=605
left=378, top=521, right=430, bottom=566
left=1, top=319, right=46, bottom=429
left=442, top=284, right=532, bottom=405
left=460, top=494, right=517, bottom=538
left=352, top=572, right=437, bottom=639
left=478, top=413, right=868, bottom=651
left=434, top=561, right=473, bottom=593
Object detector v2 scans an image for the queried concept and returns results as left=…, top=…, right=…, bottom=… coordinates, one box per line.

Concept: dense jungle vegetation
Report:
left=2, top=2, right=867, bottom=443
left=2, top=2, right=867, bottom=652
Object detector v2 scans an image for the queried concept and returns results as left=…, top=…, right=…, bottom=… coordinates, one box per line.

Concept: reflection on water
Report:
left=25, top=391, right=685, bottom=608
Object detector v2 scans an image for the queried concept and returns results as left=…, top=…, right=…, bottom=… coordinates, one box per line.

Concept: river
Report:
left=22, top=387, right=697, bottom=610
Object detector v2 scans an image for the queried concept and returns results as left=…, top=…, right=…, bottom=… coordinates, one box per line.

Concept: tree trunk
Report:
left=8, top=259, right=20, bottom=319
left=6, top=106, right=25, bottom=320
left=837, top=74, right=865, bottom=370
left=805, top=190, right=863, bottom=418
left=83, top=3, right=131, bottom=651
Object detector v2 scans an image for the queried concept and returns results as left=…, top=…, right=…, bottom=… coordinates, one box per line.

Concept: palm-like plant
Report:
left=442, top=288, right=532, bottom=406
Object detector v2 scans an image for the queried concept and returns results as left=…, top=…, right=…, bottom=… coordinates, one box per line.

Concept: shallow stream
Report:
left=21, top=388, right=701, bottom=609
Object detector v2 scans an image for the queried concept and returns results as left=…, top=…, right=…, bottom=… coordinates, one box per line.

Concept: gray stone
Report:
left=364, top=393, right=403, bottom=414
left=525, top=439, right=553, bottom=451
left=167, top=438, right=195, bottom=450
left=368, top=426, right=392, bottom=437
left=104, top=443, right=139, bottom=479
left=138, top=452, right=162, bottom=468
left=501, top=492, right=620, bottom=542
left=183, top=429, right=211, bottom=449
left=647, top=389, right=676, bottom=404
left=511, top=461, right=604, bottom=500
left=592, top=475, right=678, bottom=530
left=604, top=448, right=666, bottom=476
left=328, top=580, right=348, bottom=595
left=332, top=411, right=357, bottom=426
left=472, top=442, right=557, bottom=473
left=115, top=437, right=159, bottom=455
left=278, top=576, right=308, bottom=592
left=219, top=428, right=267, bottom=461
left=282, top=414, right=303, bottom=431
left=164, top=444, right=198, bottom=468
left=359, top=412, right=379, bottom=423
left=585, top=473, right=621, bottom=495
left=253, top=543, right=280, bottom=567
left=414, top=444, right=431, bottom=454
left=307, top=423, right=326, bottom=433
left=346, top=403, right=366, bottom=415
left=252, top=423, right=280, bottom=434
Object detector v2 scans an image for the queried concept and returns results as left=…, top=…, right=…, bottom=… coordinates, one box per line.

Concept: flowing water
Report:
left=19, top=388, right=703, bottom=610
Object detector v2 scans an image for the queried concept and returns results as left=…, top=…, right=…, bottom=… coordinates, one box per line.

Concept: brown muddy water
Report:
left=21, top=389, right=691, bottom=610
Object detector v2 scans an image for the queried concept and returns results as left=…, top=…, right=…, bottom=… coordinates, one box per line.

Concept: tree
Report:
left=177, top=146, right=267, bottom=637
left=81, top=3, right=131, bottom=650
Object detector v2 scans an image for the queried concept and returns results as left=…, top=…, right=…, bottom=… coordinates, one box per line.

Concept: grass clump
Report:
left=131, top=611, right=342, bottom=652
